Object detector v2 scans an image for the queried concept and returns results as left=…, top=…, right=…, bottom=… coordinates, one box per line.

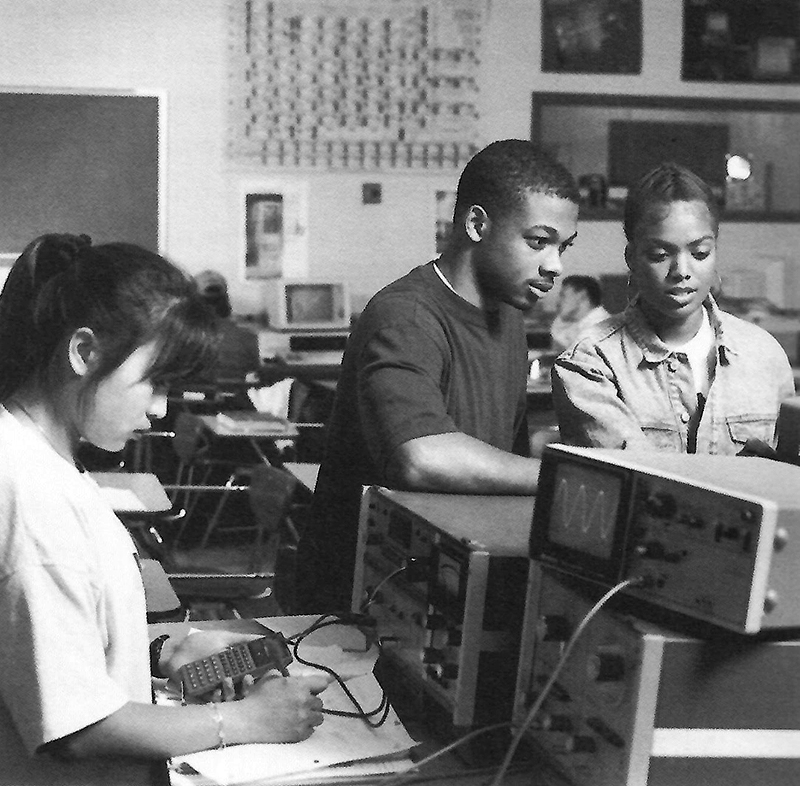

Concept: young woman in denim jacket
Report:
left=552, top=163, right=795, bottom=454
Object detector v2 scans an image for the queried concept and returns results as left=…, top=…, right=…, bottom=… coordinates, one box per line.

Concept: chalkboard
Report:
left=0, top=91, right=160, bottom=257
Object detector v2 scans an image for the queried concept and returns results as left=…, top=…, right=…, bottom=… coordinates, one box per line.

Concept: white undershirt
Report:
left=674, top=308, right=715, bottom=397
left=432, top=261, right=458, bottom=294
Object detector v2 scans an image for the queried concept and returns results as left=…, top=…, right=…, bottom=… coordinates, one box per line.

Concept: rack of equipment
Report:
left=514, top=563, right=800, bottom=786
left=352, top=486, right=533, bottom=730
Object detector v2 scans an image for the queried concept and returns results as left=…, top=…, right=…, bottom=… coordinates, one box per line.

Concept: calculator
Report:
left=178, top=631, right=293, bottom=698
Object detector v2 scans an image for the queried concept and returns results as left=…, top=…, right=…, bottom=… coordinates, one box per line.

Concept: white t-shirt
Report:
left=0, top=406, right=153, bottom=785
left=675, top=308, right=716, bottom=398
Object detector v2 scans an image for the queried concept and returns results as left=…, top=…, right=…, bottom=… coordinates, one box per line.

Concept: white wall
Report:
left=0, top=0, right=230, bottom=285
left=1, top=0, right=799, bottom=314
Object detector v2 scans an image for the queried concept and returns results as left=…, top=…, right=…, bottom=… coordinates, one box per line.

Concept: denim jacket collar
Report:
left=623, top=294, right=736, bottom=365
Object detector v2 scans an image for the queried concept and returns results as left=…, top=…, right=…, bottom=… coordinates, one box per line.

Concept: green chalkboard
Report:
left=0, top=91, right=160, bottom=256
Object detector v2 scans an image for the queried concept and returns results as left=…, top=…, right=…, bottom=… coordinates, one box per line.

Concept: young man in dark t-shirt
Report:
left=296, top=139, right=580, bottom=612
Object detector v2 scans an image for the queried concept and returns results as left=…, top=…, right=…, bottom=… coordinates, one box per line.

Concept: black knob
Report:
left=588, top=651, right=625, bottom=682
left=637, top=540, right=665, bottom=560
left=426, top=613, right=447, bottom=630
left=542, top=714, right=573, bottom=732
left=423, top=647, right=444, bottom=664
left=442, top=663, right=459, bottom=679
left=645, top=492, right=676, bottom=518
left=565, top=735, right=596, bottom=753
left=537, top=615, right=571, bottom=642
left=447, top=629, right=463, bottom=646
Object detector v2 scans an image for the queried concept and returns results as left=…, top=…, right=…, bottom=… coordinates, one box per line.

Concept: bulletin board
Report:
left=0, top=90, right=162, bottom=260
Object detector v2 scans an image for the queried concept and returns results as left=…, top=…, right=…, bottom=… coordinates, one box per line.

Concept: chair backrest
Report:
left=171, top=411, right=209, bottom=463
left=248, top=464, right=299, bottom=536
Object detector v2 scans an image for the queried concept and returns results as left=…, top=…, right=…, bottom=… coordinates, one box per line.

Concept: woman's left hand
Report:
left=160, top=630, right=264, bottom=701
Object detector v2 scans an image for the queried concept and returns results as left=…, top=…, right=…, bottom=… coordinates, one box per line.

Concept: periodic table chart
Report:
left=227, top=0, right=485, bottom=170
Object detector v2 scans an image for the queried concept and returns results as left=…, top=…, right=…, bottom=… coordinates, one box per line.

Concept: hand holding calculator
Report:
left=177, top=630, right=293, bottom=698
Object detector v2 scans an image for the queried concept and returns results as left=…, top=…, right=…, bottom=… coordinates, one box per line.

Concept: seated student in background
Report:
left=195, top=268, right=261, bottom=383
left=0, top=235, right=328, bottom=784
left=297, top=139, right=580, bottom=612
left=550, top=274, right=610, bottom=352
left=552, top=163, right=795, bottom=453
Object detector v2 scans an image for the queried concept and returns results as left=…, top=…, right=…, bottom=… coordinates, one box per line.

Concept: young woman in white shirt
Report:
left=0, top=234, right=329, bottom=784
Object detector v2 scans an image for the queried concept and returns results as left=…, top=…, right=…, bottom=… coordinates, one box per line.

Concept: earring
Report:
left=626, top=273, right=637, bottom=304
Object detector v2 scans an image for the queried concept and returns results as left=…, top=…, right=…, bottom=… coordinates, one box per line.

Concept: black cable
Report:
left=487, top=578, right=639, bottom=786
left=360, top=564, right=407, bottom=612
left=289, top=613, right=393, bottom=727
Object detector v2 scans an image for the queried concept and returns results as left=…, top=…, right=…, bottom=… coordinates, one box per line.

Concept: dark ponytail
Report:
left=0, top=233, right=218, bottom=400
left=0, top=234, right=92, bottom=399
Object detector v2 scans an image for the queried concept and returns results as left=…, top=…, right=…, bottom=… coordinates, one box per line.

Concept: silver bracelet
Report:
left=208, top=703, right=226, bottom=750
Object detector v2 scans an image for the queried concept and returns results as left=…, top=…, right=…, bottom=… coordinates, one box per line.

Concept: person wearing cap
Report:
left=195, top=269, right=261, bottom=384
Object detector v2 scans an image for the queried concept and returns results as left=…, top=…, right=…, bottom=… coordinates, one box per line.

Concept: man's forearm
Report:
left=387, top=432, right=540, bottom=494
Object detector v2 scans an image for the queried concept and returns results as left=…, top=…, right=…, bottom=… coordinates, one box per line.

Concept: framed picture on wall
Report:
left=542, top=0, right=642, bottom=74
left=245, top=193, right=284, bottom=279
left=682, top=0, right=800, bottom=83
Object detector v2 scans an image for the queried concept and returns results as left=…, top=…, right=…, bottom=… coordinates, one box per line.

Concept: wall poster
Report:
left=542, top=0, right=642, bottom=75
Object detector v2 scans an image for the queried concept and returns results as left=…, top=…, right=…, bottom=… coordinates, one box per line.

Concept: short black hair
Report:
left=562, top=275, right=602, bottom=307
left=623, top=162, right=721, bottom=242
left=454, top=139, right=579, bottom=223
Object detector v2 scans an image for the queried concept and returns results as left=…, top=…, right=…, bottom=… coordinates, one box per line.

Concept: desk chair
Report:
left=139, top=548, right=276, bottom=620
left=161, top=465, right=302, bottom=617
left=124, top=427, right=175, bottom=473
left=165, top=570, right=277, bottom=620
left=168, top=377, right=258, bottom=416
left=167, top=411, right=255, bottom=542
left=183, top=463, right=301, bottom=564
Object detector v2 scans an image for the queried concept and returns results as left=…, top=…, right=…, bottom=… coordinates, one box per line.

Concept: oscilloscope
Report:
left=530, top=444, right=800, bottom=634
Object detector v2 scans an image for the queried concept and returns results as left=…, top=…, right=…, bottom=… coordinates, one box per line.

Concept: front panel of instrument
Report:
left=353, top=487, right=528, bottom=728
left=532, top=445, right=800, bottom=633
left=514, top=565, right=800, bottom=786
left=624, top=473, right=767, bottom=630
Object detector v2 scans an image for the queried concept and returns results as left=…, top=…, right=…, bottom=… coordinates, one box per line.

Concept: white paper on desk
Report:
left=247, top=379, right=293, bottom=418
left=98, top=487, right=146, bottom=511
left=287, top=643, right=378, bottom=681
left=175, top=646, right=418, bottom=786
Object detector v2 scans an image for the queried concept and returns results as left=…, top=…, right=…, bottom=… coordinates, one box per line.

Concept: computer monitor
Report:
left=271, top=279, right=351, bottom=331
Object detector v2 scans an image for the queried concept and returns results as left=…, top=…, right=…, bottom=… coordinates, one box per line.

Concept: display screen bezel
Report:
left=429, top=541, right=468, bottom=617
left=530, top=447, right=633, bottom=584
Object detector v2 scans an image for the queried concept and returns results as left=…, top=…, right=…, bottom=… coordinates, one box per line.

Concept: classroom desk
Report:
left=197, top=412, right=299, bottom=466
left=262, top=355, right=342, bottom=384
left=93, top=470, right=172, bottom=515
left=149, top=615, right=540, bottom=786
left=92, top=472, right=182, bottom=618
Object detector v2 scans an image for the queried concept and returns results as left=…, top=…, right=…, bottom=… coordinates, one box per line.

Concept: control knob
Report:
left=423, top=647, right=444, bottom=664
left=588, top=649, right=625, bottom=682
left=644, top=492, right=677, bottom=518
left=564, top=735, right=597, bottom=753
left=536, top=615, right=571, bottom=642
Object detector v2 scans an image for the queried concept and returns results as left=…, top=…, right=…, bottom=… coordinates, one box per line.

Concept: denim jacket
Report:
left=552, top=296, right=796, bottom=454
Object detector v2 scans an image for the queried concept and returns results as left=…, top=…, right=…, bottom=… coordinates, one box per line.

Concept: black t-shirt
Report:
left=298, top=262, right=529, bottom=610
